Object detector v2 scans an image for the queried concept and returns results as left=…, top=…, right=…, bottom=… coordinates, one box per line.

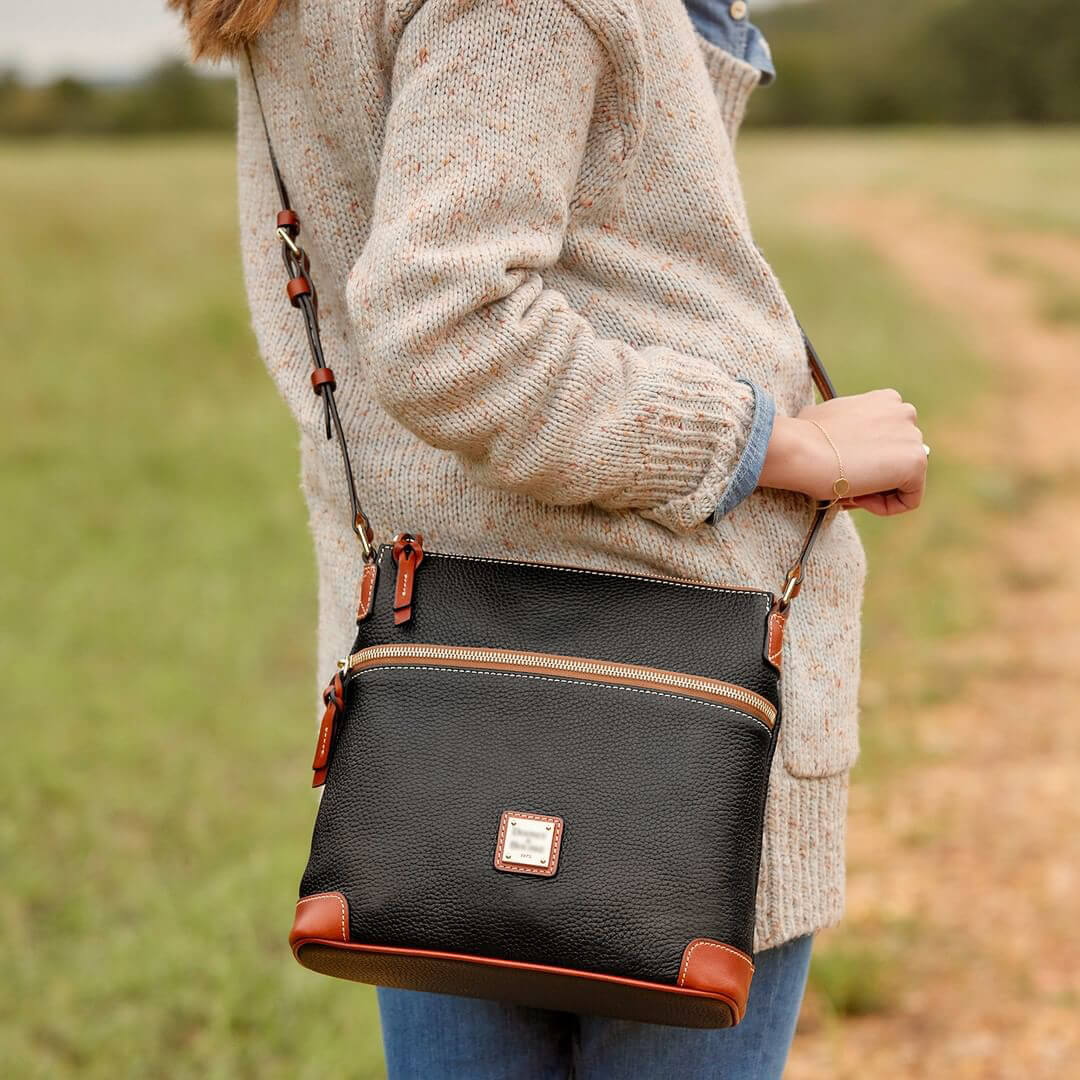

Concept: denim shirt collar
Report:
left=684, top=0, right=776, bottom=85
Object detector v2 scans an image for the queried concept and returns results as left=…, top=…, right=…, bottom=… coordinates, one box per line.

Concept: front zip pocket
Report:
left=305, top=639, right=779, bottom=968
left=343, top=644, right=776, bottom=730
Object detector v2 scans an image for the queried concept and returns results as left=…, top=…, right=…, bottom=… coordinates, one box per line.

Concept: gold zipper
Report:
left=343, top=643, right=776, bottom=729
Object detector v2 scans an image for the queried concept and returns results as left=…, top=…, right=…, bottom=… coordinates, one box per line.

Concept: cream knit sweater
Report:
left=236, top=0, right=867, bottom=950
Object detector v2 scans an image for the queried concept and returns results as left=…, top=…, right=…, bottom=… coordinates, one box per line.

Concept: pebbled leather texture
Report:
left=348, top=547, right=780, bottom=707
left=298, top=544, right=781, bottom=1014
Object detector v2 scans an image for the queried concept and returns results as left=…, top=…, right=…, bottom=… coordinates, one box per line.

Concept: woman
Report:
left=172, top=0, right=926, bottom=1075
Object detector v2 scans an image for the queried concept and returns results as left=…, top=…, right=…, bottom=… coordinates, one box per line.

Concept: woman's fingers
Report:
left=844, top=483, right=925, bottom=516
left=765, top=389, right=928, bottom=511
left=788, top=387, right=928, bottom=508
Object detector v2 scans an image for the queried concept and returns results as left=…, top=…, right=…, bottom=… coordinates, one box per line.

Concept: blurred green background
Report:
left=4, top=0, right=1080, bottom=134
left=3, top=2, right=1079, bottom=1078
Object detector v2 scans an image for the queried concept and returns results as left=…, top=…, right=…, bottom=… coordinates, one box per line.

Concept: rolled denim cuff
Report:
left=705, top=378, right=776, bottom=524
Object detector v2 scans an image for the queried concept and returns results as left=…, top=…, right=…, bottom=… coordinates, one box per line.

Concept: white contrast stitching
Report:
left=295, top=892, right=347, bottom=941
left=766, top=613, right=786, bottom=667
left=377, top=546, right=773, bottom=610
left=678, top=939, right=754, bottom=986
left=355, top=665, right=773, bottom=732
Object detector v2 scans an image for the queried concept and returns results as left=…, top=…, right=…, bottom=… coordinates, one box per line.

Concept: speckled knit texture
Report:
left=235, top=0, right=867, bottom=950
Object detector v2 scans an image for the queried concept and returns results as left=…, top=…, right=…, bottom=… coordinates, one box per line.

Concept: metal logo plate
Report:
left=493, top=811, right=563, bottom=877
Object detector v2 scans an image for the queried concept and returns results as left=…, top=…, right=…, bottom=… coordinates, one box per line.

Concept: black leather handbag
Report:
left=247, top=55, right=838, bottom=1028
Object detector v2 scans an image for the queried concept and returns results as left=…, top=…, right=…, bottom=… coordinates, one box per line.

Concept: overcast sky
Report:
left=3, top=0, right=797, bottom=82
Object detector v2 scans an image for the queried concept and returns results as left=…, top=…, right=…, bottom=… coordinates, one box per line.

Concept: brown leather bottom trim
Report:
left=288, top=895, right=749, bottom=1026
left=290, top=937, right=742, bottom=1028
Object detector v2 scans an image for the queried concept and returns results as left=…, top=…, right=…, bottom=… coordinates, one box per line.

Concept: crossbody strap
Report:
left=244, top=46, right=835, bottom=608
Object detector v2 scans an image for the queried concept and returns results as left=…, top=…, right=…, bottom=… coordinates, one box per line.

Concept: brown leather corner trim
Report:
left=765, top=606, right=787, bottom=671
left=290, top=892, right=349, bottom=951
left=291, top=938, right=740, bottom=1013
left=677, top=938, right=754, bottom=1023
left=355, top=562, right=378, bottom=622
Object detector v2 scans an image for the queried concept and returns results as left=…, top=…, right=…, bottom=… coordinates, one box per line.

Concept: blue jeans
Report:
left=376, top=934, right=813, bottom=1079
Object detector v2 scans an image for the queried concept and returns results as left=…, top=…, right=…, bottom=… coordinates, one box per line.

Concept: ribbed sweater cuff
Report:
left=697, top=40, right=762, bottom=133
left=634, top=369, right=757, bottom=533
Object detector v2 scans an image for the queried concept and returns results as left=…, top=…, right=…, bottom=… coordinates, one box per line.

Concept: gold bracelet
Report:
left=807, top=420, right=850, bottom=507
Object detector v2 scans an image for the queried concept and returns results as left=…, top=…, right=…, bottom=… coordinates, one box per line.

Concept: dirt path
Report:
left=787, top=198, right=1080, bottom=1079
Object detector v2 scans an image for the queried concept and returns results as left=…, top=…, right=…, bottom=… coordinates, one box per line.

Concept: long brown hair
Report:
left=167, top=0, right=281, bottom=60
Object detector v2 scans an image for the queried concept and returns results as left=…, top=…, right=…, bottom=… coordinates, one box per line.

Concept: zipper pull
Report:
left=312, top=671, right=345, bottom=788
left=391, top=532, right=424, bottom=625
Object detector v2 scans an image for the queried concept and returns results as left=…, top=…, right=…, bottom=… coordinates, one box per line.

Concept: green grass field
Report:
left=2, top=130, right=1073, bottom=1077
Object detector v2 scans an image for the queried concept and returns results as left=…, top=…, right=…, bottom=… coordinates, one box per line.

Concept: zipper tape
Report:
left=344, top=644, right=776, bottom=728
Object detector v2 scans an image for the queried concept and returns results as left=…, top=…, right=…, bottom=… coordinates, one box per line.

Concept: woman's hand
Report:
left=758, top=389, right=927, bottom=516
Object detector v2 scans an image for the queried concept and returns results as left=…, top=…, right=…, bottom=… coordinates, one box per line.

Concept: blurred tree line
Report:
left=750, top=0, right=1080, bottom=125
left=2, top=0, right=1078, bottom=136
left=0, top=60, right=235, bottom=136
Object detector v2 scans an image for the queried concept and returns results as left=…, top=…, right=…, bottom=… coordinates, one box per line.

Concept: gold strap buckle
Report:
left=276, top=226, right=302, bottom=257
left=779, top=567, right=802, bottom=609
left=354, top=512, right=376, bottom=562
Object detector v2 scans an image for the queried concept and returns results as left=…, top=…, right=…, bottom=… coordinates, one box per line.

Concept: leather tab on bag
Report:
left=355, top=562, right=378, bottom=622
left=289, top=891, right=350, bottom=953
left=765, top=603, right=787, bottom=672
left=677, top=938, right=754, bottom=1024
left=312, top=672, right=345, bottom=787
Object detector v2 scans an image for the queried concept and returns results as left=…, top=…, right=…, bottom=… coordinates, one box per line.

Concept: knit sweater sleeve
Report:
left=348, top=0, right=759, bottom=534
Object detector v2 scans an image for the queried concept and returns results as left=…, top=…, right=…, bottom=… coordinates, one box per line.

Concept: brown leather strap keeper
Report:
left=287, top=276, right=313, bottom=305
left=276, top=209, right=300, bottom=231
left=311, top=367, right=336, bottom=394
